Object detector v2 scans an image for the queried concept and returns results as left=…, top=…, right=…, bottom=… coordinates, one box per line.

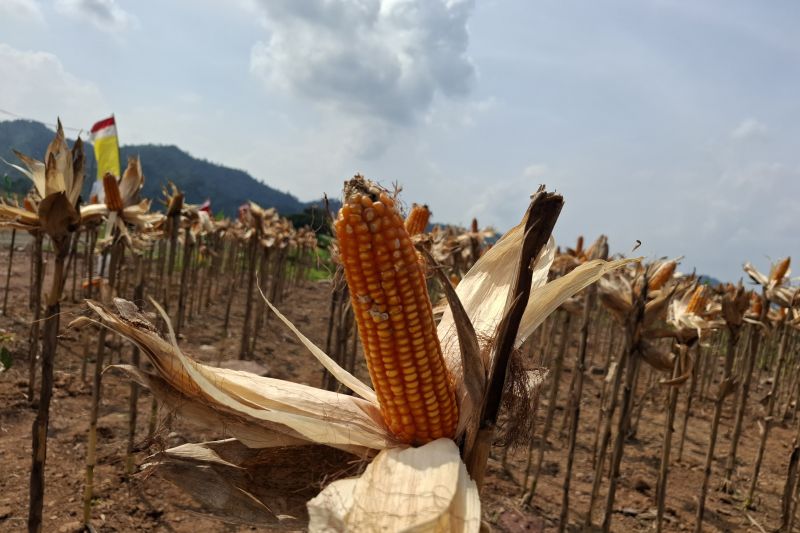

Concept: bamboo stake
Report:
left=782, top=418, right=800, bottom=532
left=85, top=227, right=96, bottom=299
left=239, top=234, right=258, bottom=359
left=779, top=436, right=800, bottom=532
left=523, top=311, right=571, bottom=504
left=125, top=254, right=145, bottom=475
left=250, top=246, right=270, bottom=355
left=586, top=341, right=627, bottom=526
left=222, top=240, right=239, bottom=337
left=164, top=212, right=180, bottom=311
left=590, top=328, right=621, bottom=468
left=676, top=343, right=700, bottom=462
left=155, top=238, right=166, bottom=304
left=186, top=241, right=199, bottom=322
left=694, top=325, right=739, bottom=531
left=2, top=227, right=16, bottom=315
left=69, top=228, right=80, bottom=302
left=28, top=232, right=35, bottom=310
left=175, top=227, right=192, bottom=336
left=600, top=279, right=647, bottom=533
left=655, top=347, right=683, bottom=533
left=27, top=231, right=43, bottom=403
left=522, top=310, right=560, bottom=488
left=559, top=284, right=597, bottom=532
left=83, top=238, right=122, bottom=526
left=723, top=312, right=763, bottom=491
left=747, top=319, right=790, bottom=506
left=322, top=275, right=342, bottom=389
left=601, top=347, right=641, bottom=533
left=629, top=366, right=657, bottom=440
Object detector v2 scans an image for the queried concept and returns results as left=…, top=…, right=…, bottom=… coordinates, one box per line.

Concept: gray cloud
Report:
left=249, top=0, right=475, bottom=126
left=730, top=118, right=768, bottom=141
left=0, top=43, right=108, bottom=123
left=0, top=0, right=44, bottom=24
left=55, top=0, right=138, bottom=33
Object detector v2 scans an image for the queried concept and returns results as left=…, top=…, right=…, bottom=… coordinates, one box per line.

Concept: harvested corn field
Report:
left=2, top=3, right=800, bottom=532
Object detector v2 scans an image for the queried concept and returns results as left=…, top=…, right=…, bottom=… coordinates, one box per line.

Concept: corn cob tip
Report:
left=405, top=203, right=431, bottom=236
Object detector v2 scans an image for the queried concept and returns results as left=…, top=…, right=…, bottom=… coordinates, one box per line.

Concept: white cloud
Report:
left=55, top=0, right=138, bottom=33
left=0, top=0, right=45, bottom=24
left=249, top=0, right=476, bottom=127
left=730, top=118, right=768, bottom=141
left=523, top=163, right=548, bottom=179
left=0, top=44, right=107, bottom=127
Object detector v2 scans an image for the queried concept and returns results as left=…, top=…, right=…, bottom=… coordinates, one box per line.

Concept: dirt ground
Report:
left=0, top=238, right=796, bottom=532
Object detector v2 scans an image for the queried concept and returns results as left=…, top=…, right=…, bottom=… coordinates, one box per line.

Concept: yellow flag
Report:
left=90, top=116, right=120, bottom=181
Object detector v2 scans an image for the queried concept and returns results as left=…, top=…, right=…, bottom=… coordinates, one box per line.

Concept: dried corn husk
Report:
left=76, top=299, right=395, bottom=452
left=308, top=439, right=480, bottom=532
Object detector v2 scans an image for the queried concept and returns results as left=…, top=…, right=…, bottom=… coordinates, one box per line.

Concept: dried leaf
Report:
left=83, top=299, right=396, bottom=451
left=259, top=289, right=377, bottom=404
left=516, top=257, right=638, bottom=348
left=419, top=247, right=484, bottom=434
left=38, top=191, right=79, bottom=241
left=149, top=439, right=361, bottom=529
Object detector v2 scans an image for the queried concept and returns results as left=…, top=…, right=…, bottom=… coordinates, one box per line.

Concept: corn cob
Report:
left=686, top=285, right=707, bottom=315
left=404, top=203, right=431, bottom=236
left=648, top=260, right=676, bottom=291
left=103, top=173, right=124, bottom=212
left=335, top=176, right=457, bottom=444
left=23, top=196, right=36, bottom=213
left=770, top=257, right=790, bottom=284
left=749, top=292, right=763, bottom=317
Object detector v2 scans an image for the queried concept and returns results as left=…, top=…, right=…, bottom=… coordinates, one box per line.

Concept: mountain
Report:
left=0, top=119, right=326, bottom=216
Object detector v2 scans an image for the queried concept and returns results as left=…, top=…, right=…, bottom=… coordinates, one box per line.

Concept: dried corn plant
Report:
left=2, top=120, right=86, bottom=532
left=73, top=175, right=632, bottom=531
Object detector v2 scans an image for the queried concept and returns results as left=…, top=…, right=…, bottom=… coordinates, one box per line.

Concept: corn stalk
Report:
left=27, top=234, right=69, bottom=533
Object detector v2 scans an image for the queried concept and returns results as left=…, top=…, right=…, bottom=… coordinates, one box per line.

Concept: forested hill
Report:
left=0, top=119, right=326, bottom=216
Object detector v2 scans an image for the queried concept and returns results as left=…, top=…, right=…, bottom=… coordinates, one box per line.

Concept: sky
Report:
left=0, top=0, right=798, bottom=282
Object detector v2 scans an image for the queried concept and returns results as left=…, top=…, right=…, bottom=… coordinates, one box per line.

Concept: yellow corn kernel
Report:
left=649, top=260, right=677, bottom=291
left=102, top=173, right=123, bottom=212
left=686, top=285, right=707, bottom=315
left=404, top=203, right=431, bottom=236
left=770, top=257, right=790, bottom=284
left=335, top=175, right=457, bottom=445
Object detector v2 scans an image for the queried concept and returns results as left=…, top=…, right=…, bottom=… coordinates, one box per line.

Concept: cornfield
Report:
left=0, top=123, right=798, bottom=532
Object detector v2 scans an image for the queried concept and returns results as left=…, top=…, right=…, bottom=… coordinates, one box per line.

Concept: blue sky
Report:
left=0, top=0, right=798, bottom=281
